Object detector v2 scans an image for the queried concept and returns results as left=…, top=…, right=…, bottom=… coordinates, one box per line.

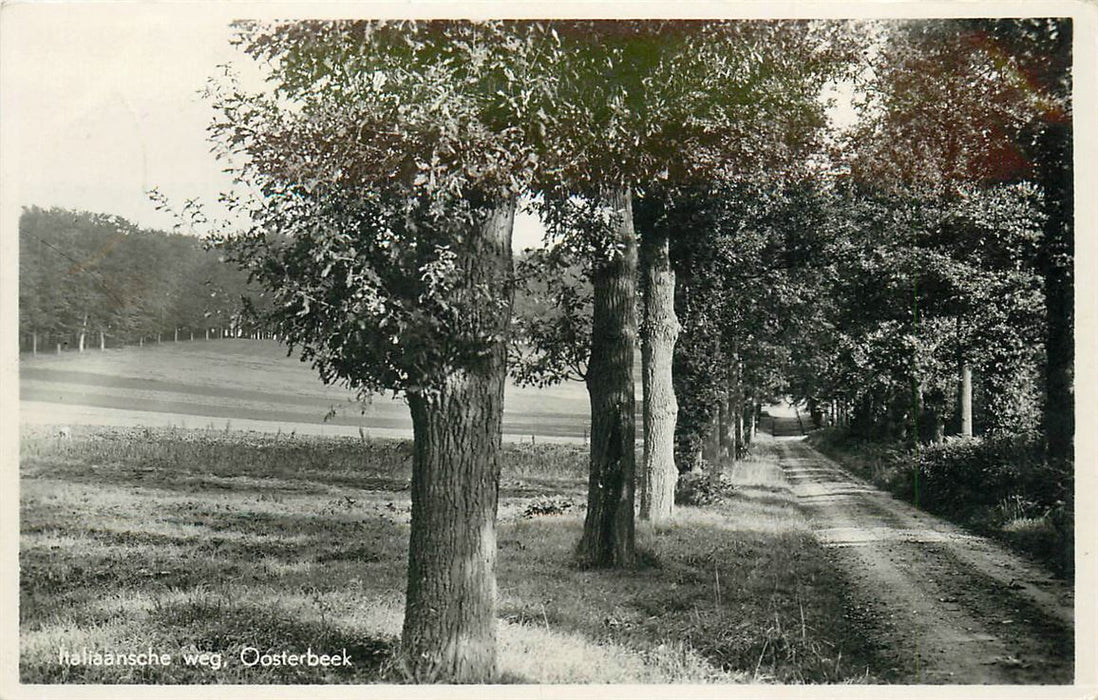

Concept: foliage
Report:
left=674, top=470, right=736, bottom=507
left=510, top=246, right=592, bottom=387
left=788, top=180, right=1047, bottom=440
left=521, top=496, right=577, bottom=518
left=18, top=207, right=261, bottom=348
left=209, top=20, right=551, bottom=395
left=825, top=18, right=1070, bottom=449
left=513, top=21, right=857, bottom=390
left=664, top=178, right=836, bottom=465
left=845, top=19, right=1066, bottom=194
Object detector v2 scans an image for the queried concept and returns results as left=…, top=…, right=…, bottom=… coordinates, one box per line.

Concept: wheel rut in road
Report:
left=765, top=437, right=1073, bottom=684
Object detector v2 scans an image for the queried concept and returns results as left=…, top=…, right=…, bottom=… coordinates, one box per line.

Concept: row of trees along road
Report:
left=19, top=207, right=269, bottom=353
left=205, top=19, right=1071, bottom=682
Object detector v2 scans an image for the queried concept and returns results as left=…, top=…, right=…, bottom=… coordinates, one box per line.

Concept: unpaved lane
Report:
left=766, top=437, right=1073, bottom=684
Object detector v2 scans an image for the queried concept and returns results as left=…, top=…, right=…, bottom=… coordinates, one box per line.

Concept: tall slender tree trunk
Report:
left=399, top=199, right=514, bottom=683
left=99, top=330, right=105, bottom=351
left=745, top=398, right=757, bottom=444
left=960, top=362, right=973, bottom=437
left=31, top=331, right=37, bottom=356
left=78, top=313, right=88, bottom=352
left=729, top=355, right=743, bottom=459
left=718, top=399, right=733, bottom=458
left=1038, top=121, right=1073, bottom=466
left=732, top=400, right=744, bottom=459
left=932, top=414, right=946, bottom=443
left=577, top=186, right=637, bottom=568
left=702, top=407, right=722, bottom=483
left=639, top=229, right=679, bottom=522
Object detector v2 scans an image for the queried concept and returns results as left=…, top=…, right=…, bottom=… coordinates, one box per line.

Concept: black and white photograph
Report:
left=1, top=2, right=1092, bottom=695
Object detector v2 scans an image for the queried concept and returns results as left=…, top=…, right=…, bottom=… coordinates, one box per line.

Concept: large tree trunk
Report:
left=639, top=230, right=679, bottom=522
left=577, top=186, right=638, bottom=568
left=1039, top=121, right=1073, bottom=467
left=399, top=200, right=515, bottom=683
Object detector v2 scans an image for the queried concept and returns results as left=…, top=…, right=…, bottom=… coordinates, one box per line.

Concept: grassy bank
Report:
left=806, top=429, right=1073, bottom=580
left=21, top=426, right=883, bottom=683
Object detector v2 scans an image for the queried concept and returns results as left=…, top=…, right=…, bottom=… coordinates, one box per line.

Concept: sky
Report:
left=2, top=5, right=558, bottom=249
left=0, top=6, right=861, bottom=253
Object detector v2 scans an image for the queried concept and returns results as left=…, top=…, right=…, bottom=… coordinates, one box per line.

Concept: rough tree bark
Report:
left=399, top=200, right=515, bottom=683
left=639, top=229, right=679, bottom=522
left=577, top=186, right=638, bottom=568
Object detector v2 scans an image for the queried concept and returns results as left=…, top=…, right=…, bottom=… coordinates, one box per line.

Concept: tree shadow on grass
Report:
left=495, top=516, right=889, bottom=684
left=157, top=600, right=397, bottom=684
left=22, top=597, right=398, bottom=684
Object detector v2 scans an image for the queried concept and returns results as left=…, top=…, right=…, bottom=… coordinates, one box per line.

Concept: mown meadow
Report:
left=20, top=426, right=886, bottom=684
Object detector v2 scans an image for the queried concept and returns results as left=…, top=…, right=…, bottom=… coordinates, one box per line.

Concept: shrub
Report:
left=521, top=496, right=576, bottom=518
left=813, top=428, right=1073, bottom=578
left=912, top=434, right=1059, bottom=518
left=674, top=470, right=736, bottom=507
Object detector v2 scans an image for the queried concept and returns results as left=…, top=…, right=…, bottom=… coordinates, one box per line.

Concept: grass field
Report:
left=20, top=339, right=607, bottom=441
left=19, top=426, right=885, bottom=684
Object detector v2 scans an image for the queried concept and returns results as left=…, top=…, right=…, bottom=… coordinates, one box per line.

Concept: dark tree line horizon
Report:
left=18, top=206, right=275, bottom=353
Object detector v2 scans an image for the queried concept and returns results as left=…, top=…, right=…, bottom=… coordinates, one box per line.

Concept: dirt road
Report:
left=767, top=436, right=1073, bottom=684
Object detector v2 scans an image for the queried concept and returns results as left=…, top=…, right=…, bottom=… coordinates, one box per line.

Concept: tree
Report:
left=846, top=18, right=1072, bottom=455
left=790, top=178, right=1045, bottom=442
left=209, top=20, right=549, bottom=682
left=527, top=21, right=854, bottom=542
left=966, top=19, right=1073, bottom=466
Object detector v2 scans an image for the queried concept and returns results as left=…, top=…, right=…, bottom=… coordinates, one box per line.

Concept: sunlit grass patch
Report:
left=730, top=456, right=795, bottom=491
left=497, top=619, right=742, bottom=683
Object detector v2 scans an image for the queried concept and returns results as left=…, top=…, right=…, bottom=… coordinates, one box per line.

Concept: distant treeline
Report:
left=18, top=206, right=268, bottom=353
